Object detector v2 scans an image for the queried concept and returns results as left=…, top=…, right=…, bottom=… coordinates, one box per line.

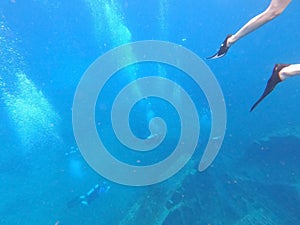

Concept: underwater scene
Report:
left=0, top=0, right=300, bottom=224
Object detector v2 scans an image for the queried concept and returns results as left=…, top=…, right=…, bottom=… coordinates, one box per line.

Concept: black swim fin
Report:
left=207, top=34, right=233, bottom=59
left=250, top=64, right=291, bottom=112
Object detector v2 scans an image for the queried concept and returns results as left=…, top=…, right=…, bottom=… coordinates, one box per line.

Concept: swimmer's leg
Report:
left=229, top=0, right=291, bottom=45
left=278, top=64, right=300, bottom=80
left=208, top=0, right=291, bottom=59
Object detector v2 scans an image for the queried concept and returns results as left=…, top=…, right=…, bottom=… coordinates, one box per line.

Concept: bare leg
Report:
left=279, top=64, right=300, bottom=80
left=208, top=0, right=292, bottom=59
left=228, top=0, right=291, bottom=46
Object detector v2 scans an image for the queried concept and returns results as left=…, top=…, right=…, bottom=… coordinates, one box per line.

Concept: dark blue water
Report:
left=0, top=0, right=300, bottom=224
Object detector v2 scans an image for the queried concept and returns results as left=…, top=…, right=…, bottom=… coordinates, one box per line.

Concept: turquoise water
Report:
left=1, top=0, right=300, bottom=224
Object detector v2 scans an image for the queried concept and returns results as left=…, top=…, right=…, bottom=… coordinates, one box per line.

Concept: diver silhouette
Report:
left=67, top=182, right=111, bottom=208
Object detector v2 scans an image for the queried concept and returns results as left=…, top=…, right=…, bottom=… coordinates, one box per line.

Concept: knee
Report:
left=266, top=5, right=286, bottom=20
left=270, top=8, right=284, bottom=18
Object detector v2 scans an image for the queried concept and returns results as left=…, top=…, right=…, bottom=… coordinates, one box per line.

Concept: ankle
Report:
left=278, top=71, right=288, bottom=81
left=227, top=36, right=234, bottom=47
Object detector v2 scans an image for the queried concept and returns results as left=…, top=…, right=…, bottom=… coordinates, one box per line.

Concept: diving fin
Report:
left=250, top=64, right=291, bottom=111
left=207, top=34, right=233, bottom=59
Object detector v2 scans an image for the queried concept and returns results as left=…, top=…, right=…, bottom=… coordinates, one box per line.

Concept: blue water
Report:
left=1, top=0, right=300, bottom=224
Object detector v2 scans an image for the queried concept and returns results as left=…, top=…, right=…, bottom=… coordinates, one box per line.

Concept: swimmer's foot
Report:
left=250, top=64, right=291, bottom=112
left=207, top=34, right=233, bottom=59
